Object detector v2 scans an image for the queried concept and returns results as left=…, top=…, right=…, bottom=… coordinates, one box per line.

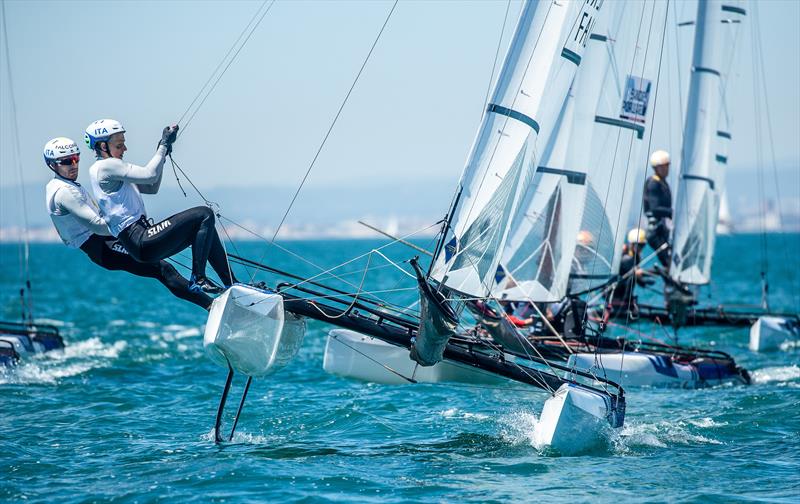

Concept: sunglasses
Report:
left=54, top=154, right=80, bottom=166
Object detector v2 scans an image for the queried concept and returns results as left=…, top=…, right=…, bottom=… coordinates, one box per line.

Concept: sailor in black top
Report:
left=606, top=228, right=654, bottom=319
left=643, top=150, right=672, bottom=268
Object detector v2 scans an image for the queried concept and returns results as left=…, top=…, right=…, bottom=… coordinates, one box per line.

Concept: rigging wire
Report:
left=436, top=0, right=556, bottom=295
left=428, top=0, right=515, bottom=268
left=748, top=1, right=769, bottom=304
left=178, top=0, right=276, bottom=135
left=751, top=2, right=799, bottom=310
left=1, top=0, right=33, bottom=324
left=568, top=0, right=657, bottom=387
left=625, top=1, right=670, bottom=353
left=268, top=0, right=399, bottom=244
left=480, top=0, right=513, bottom=118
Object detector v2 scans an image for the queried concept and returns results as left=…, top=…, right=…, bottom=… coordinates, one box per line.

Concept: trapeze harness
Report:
left=46, top=175, right=212, bottom=309
left=89, top=146, right=235, bottom=288
left=643, top=174, right=672, bottom=268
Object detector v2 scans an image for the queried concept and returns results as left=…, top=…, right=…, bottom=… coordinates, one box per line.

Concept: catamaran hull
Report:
left=0, top=322, right=64, bottom=367
left=204, top=285, right=305, bottom=377
left=750, top=316, right=800, bottom=352
left=535, top=383, right=620, bottom=455
left=567, top=352, right=748, bottom=388
left=323, top=329, right=506, bottom=385
left=633, top=303, right=800, bottom=328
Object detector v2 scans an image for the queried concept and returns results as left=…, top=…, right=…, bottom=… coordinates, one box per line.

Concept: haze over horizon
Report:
left=2, top=0, right=799, bottom=234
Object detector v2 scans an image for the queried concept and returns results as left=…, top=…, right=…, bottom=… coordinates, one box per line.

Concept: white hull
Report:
left=204, top=285, right=305, bottom=377
left=567, top=352, right=745, bottom=388
left=323, top=329, right=505, bottom=385
left=535, top=383, right=618, bottom=455
left=749, top=316, right=800, bottom=352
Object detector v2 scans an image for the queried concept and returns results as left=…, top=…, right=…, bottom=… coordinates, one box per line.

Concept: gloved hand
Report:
left=159, top=124, right=179, bottom=155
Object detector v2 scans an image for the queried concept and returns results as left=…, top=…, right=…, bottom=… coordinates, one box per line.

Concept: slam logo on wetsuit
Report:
left=110, top=242, right=129, bottom=255
left=147, top=220, right=172, bottom=238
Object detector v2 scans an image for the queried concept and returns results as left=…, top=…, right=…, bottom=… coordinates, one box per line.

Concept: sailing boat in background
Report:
left=629, top=1, right=799, bottom=348
left=716, top=191, right=733, bottom=235
left=481, top=0, right=749, bottom=388
left=0, top=1, right=64, bottom=366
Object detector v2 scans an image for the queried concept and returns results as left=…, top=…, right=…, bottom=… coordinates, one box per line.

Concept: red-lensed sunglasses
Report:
left=54, top=154, right=80, bottom=166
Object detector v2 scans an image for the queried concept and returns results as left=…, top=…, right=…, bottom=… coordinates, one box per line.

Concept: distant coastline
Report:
left=0, top=219, right=441, bottom=243
left=1, top=222, right=798, bottom=244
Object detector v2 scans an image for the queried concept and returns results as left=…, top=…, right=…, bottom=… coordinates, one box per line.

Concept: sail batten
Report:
left=430, top=0, right=604, bottom=299
left=496, top=1, right=666, bottom=301
left=568, top=0, right=667, bottom=295
left=671, top=0, right=744, bottom=285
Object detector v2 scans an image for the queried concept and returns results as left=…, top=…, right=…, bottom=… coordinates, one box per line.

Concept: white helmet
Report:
left=43, top=137, right=80, bottom=164
left=84, top=119, right=125, bottom=150
left=627, top=227, right=646, bottom=245
left=650, top=150, right=670, bottom=167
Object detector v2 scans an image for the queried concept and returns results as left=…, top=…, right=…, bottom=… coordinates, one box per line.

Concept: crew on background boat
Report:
left=605, top=228, right=654, bottom=319
left=85, top=119, right=237, bottom=295
left=43, top=137, right=212, bottom=309
left=643, top=149, right=672, bottom=268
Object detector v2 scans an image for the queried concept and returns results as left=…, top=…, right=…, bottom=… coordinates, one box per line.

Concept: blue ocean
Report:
left=1, top=235, right=798, bottom=502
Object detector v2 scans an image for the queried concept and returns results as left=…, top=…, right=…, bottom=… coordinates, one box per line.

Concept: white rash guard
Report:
left=89, top=146, right=167, bottom=236
left=45, top=177, right=111, bottom=248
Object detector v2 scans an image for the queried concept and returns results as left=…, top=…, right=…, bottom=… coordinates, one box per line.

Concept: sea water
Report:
left=1, top=235, right=798, bottom=502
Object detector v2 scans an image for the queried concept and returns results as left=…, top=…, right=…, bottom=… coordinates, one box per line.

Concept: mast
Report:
left=428, top=0, right=604, bottom=299
left=671, top=0, right=745, bottom=285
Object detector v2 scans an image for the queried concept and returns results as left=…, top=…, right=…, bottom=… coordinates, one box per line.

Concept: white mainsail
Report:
left=671, top=0, right=744, bottom=285
left=429, top=0, right=604, bottom=299
left=493, top=8, right=611, bottom=302
left=569, top=0, right=668, bottom=294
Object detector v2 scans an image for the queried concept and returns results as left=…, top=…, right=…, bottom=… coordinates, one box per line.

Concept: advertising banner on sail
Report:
left=620, top=76, right=652, bottom=124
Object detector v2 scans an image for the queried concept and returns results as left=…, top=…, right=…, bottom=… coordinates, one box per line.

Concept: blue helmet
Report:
left=84, top=119, right=125, bottom=150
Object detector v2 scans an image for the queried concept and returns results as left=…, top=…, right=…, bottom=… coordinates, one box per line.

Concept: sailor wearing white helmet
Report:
left=643, top=149, right=672, bottom=268
left=85, top=120, right=236, bottom=294
left=43, top=137, right=212, bottom=309
left=606, top=228, right=654, bottom=319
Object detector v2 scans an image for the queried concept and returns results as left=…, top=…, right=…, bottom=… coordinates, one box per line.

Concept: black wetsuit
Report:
left=643, top=174, right=672, bottom=267
left=607, top=248, right=650, bottom=318
left=80, top=234, right=213, bottom=309
left=90, top=148, right=236, bottom=290
left=117, top=207, right=236, bottom=287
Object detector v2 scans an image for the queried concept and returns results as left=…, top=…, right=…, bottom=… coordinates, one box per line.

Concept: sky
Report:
left=1, top=0, right=799, bottom=231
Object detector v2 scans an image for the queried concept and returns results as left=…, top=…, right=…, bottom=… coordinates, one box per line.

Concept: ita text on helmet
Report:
left=84, top=119, right=125, bottom=153
left=44, top=137, right=81, bottom=179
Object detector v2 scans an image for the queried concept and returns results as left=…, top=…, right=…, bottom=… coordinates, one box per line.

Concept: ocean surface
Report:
left=1, top=234, right=798, bottom=503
